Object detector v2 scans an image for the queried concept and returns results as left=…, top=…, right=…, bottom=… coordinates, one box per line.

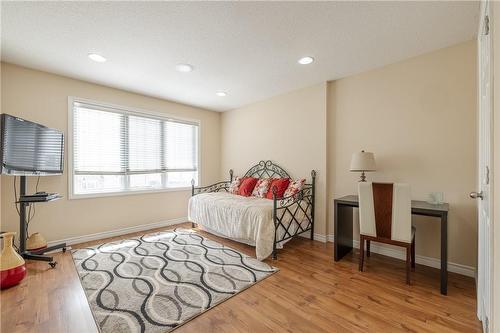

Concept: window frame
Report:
left=67, top=96, right=201, bottom=200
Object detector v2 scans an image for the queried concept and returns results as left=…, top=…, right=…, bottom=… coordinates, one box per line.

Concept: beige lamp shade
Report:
left=350, top=151, right=376, bottom=172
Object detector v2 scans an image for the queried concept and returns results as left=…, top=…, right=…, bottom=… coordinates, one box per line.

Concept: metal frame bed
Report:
left=191, top=160, right=316, bottom=259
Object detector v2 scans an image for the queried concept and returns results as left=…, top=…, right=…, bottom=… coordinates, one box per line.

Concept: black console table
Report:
left=334, top=195, right=449, bottom=295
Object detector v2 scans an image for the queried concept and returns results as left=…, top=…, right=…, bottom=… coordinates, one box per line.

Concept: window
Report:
left=70, top=99, right=199, bottom=197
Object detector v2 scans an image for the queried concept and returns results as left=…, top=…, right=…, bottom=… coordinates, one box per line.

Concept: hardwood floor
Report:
left=1, top=223, right=481, bottom=333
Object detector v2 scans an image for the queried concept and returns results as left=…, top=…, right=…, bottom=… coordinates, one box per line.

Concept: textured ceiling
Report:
left=1, top=2, right=479, bottom=111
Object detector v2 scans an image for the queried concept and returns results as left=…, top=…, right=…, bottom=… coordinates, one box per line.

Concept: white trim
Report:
left=476, top=1, right=493, bottom=328
left=300, top=232, right=333, bottom=243
left=67, top=186, right=192, bottom=200
left=68, top=96, right=74, bottom=198
left=47, top=217, right=187, bottom=248
left=48, top=222, right=476, bottom=277
left=352, top=240, right=476, bottom=278
left=313, top=233, right=327, bottom=243
left=67, top=96, right=202, bottom=200
left=303, top=233, right=475, bottom=277
left=47, top=215, right=477, bottom=279
left=68, top=96, right=201, bottom=125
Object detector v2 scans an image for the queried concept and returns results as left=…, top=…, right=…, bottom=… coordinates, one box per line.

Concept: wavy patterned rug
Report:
left=72, top=228, right=277, bottom=333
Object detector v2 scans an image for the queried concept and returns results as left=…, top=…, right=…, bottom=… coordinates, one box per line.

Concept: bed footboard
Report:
left=272, top=170, right=316, bottom=260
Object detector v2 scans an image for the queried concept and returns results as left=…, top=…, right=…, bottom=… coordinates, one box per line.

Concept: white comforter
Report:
left=188, top=192, right=276, bottom=260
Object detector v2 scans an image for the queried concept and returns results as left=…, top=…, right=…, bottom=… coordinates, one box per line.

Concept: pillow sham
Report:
left=266, top=178, right=290, bottom=199
left=284, top=178, right=306, bottom=197
left=238, top=177, right=259, bottom=196
left=228, top=177, right=241, bottom=194
left=252, top=178, right=272, bottom=198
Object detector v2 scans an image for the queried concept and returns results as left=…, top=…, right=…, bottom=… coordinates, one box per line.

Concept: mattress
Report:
left=188, top=192, right=307, bottom=260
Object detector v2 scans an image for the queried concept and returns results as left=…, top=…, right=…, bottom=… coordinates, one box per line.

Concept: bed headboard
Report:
left=230, top=160, right=291, bottom=180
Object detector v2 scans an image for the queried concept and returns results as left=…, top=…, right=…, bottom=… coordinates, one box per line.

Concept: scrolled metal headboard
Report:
left=240, top=160, right=291, bottom=179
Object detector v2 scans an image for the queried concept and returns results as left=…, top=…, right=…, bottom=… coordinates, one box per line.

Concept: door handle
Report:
left=470, top=191, right=484, bottom=200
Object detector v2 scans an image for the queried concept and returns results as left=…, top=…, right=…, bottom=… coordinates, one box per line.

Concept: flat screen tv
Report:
left=0, top=114, right=64, bottom=175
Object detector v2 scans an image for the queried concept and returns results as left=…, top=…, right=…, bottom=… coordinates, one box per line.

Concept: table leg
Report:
left=440, top=212, right=448, bottom=295
left=334, top=202, right=354, bottom=261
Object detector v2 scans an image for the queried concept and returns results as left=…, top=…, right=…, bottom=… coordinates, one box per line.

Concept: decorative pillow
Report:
left=284, top=178, right=306, bottom=197
left=252, top=178, right=272, bottom=198
left=266, top=178, right=291, bottom=199
left=238, top=177, right=258, bottom=197
left=228, top=177, right=241, bottom=194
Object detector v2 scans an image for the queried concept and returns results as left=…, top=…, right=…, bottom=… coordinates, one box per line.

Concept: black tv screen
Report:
left=0, top=114, right=64, bottom=175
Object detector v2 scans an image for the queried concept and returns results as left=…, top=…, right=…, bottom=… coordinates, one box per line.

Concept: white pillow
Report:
left=228, top=177, right=241, bottom=194
left=284, top=179, right=305, bottom=197
left=252, top=178, right=272, bottom=198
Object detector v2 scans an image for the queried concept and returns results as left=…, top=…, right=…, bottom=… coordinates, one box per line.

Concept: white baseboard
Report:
left=352, top=239, right=476, bottom=277
left=49, top=221, right=475, bottom=278
left=313, top=235, right=327, bottom=242
left=47, top=217, right=187, bottom=248
left=299, top=231, right=332, bottom=243
left=305, top=232, right=475, bottom=278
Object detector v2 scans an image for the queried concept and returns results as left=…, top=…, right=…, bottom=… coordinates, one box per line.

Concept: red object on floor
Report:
left=0, top=264, right=26, bottom=289
left=0, top=232, right=27, bottom=289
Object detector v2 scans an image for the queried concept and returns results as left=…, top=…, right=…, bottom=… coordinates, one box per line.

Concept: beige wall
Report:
left=220, top=83, right=328, bottom=235
left=220, top=41, right=477, bottom=267
left=1, top=40, right=478, bottom=269
left=0, top=63, right=221, bottom=242
left=328, top=40, right=478, bottom=267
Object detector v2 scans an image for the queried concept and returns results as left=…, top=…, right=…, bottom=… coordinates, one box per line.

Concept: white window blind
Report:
left=71, top=100, right=198, bottom=196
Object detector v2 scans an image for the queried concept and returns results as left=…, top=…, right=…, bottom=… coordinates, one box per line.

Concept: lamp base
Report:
left=359, top=171, right=367, bottom=182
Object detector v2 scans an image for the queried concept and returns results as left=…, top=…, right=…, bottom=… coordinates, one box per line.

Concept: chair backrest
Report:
left=358, top=182, right=412, bottom=243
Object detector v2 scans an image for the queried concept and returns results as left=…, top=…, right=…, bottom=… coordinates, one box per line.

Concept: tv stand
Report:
left=18, top=176, right=66, bottom=268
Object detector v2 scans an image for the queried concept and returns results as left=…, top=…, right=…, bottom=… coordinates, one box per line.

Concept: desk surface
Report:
left=335, top=195, right=449, bottom=213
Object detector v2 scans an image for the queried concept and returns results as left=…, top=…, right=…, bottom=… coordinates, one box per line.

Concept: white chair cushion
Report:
left=358, top=182, right=377, bottom=237
left=391, top=183, right=412, bottom=243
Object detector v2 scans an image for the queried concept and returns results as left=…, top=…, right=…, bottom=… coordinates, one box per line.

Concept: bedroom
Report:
left=0, top=1, right=499, bottom=332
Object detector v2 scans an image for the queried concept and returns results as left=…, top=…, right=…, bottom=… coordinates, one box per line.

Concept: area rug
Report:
left=72, top=228, right=277, bottom=333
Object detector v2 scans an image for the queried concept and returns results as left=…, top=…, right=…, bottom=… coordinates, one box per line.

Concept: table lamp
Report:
left=350, top=150, right=376, bottom=182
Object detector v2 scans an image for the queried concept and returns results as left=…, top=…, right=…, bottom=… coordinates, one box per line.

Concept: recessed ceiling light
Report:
left=175, top=64, right=194, bottom=72
left=216, top=91, right=227, bottom=97
left=298, top=56, right=314, bottom=65
left=88, top=53, right=107, bottom=63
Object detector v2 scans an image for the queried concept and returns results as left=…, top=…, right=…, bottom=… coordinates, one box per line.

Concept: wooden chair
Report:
left=358, top=182, right=415, bottom=285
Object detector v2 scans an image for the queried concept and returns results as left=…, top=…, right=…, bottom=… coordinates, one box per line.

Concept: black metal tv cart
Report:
left=17, top=176, right=66, bottom=268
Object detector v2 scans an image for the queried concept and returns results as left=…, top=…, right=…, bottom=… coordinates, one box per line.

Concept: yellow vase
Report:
left=0, top=232, right=26, bottom=289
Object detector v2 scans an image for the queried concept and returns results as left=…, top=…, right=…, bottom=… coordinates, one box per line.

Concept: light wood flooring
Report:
left=1, top=223, right=481, bottom=333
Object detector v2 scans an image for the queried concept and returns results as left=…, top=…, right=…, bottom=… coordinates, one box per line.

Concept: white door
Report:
left=473, top=1, right=493, bottom=332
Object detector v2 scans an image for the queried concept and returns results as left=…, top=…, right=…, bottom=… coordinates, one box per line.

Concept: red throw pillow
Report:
left=266, top=178, right=291, bottom=199
left=238, top=177, right=259, bottom=196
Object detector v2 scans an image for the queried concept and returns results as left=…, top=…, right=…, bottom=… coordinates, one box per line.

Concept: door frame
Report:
left=477, top=1, right=494, bottom=331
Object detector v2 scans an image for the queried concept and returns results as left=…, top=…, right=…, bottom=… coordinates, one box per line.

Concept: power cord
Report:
left=13, top=176, right=20, bottom=215
left=13, top=175, right=41, bottom=236
left=26, top=176, right=40, bottom=234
